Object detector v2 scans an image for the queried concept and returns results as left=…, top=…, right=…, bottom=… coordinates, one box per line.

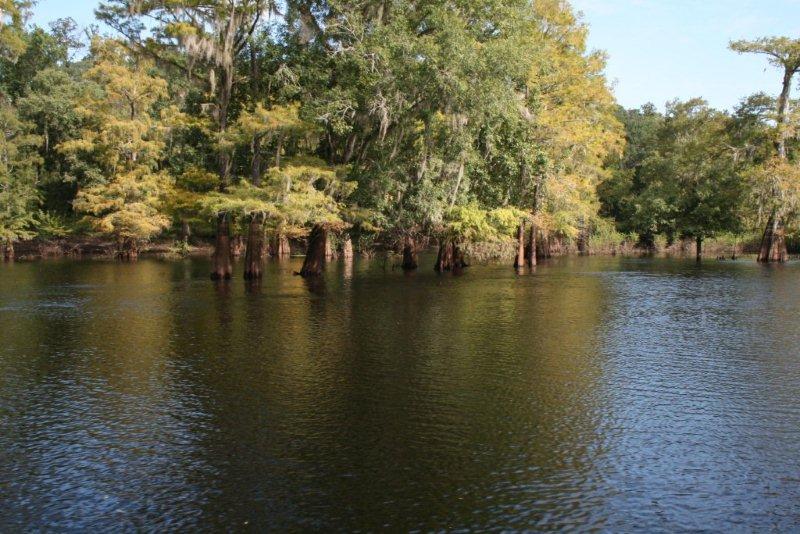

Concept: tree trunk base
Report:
left=342, top=235, right=354, bottom=261
left=452, top=244, right=466, bottom=275
left=514, top=223, right=525, bottom=270
left=402, top=237, right=418, bottom=271
left=3, top=241, right=13, bottom=261
left=299, top=224, right=327, bottom=277
left=535, top=232, right=550, bottom=260
left=757, top=216, right=788, bottom=263
left=271, top=234, right=291, bottom=257
left=325, top=233, right=335, bottom=260
left=526, top=225, right=537, bottom=267
left=231, top=234, right=245, bottom=258
left=116, top=239, right=138, bottom=261
left=244, top=216, right=265, bottom=280
left=211, top=213, right=233, bottom=280
left=435, top=240, right=454, bottom=272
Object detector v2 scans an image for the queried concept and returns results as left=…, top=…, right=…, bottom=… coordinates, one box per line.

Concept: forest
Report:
left=1, top=0, right=799, bottom=277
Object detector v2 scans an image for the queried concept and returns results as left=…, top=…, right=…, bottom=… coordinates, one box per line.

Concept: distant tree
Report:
left=0, top=0, right=31, bottom=62
left=598, top=104, right=665, bottom=248
left=0, top=20, right=78, bottom=99
left=17, top=68, right=83, bottom=212
left=639, top=100, right=744, bottom=259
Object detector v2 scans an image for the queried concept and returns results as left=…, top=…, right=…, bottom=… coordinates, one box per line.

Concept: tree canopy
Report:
left=0, top=2, right=798, bottom=265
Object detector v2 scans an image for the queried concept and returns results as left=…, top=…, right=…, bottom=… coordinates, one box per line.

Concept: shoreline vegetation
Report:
left=1, top=2, right=799, bottom=276
left=8, top=231, right=781, bottom=264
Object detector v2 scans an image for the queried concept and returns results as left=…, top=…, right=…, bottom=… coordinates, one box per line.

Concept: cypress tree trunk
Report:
left=757, top=67, right=794, bottom=263
left=271, top=233, right=291, bottom=257
left=211, top=61, right=234, bottom=281
left=577, top=226, right=588, bottom=255
left=452, top=243, right=466, bottom=275
left=324, top=232, right=335, bottom=260
left=514, top=222, right=526, bottom=270
left=180, top=220, right=191, bottom=243
left=696, top=235, right=703, bottom=262
left=758, top=215, right=788, bottom=263
left=118, top=238, right=138, bottom=261
left=211, top=213, right=233, bottom=280
left=536, top=231, right=550, bottom=260
left=278, top=235, right=290, bottom=257
left=402, top=236, right=418, bottom=271
left=435, top=240, right=454, bottom=272
left=3, top=240, right=13, bottom=261
left=342, top=234, right=354, bottom=261
left=231, top=234, right=245, bottom=258
left=527, top=225, right=537, bottom=267
left=244, top=215, right=265, bottom=280
left=299, top=224, right=327, bottom=277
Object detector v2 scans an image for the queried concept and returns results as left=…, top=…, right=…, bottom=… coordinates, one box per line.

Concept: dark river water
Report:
left=1, top=256, right=799, bottom=531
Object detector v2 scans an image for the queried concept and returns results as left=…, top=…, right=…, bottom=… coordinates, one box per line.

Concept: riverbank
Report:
left=9, top=237, right=215, bottom=261
left=6, top=232, right=791, bottom=262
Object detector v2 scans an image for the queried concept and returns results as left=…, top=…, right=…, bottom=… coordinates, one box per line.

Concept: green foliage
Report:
left=200, top=159, right=355, bottom=237
left=0, top=96, right=40, bottom=245
left=600, top=100, right=748, bottom=244
left=730, top=37, right=800, bottom=73
left=0, top=0, right=31, bottom=62
left=64, top=39, right=173, bottom=245
left=442, top=204, right=527, bottom=243
left=34, top=211, right=73, bottom=239
left=4, top=1, right=797, bottom=258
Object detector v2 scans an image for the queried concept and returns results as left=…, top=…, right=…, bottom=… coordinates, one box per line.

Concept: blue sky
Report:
left=31, top=0, right=800, bottom=111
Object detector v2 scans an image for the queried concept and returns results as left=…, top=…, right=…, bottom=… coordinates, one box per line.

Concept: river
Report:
left=1, top=256, right=799, bottom=530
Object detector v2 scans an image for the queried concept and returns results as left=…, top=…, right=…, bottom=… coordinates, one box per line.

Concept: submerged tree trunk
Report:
left=536, top=231, right=550, bottom=260
left=758, top=214, right=788, bottom=263
left=325, top=232, right=335, bottom=260
left=577, top=224, right=588, bottom=255
left=527, top=225, right=537, bottom=267
left=3, top=240, right=13, bottom=261
left=514, top=222, right=526, bottom=270
left=402, top=236, right=418, bottom=271
left=342, top=234, right=354, bottom=261
left=299, top=224, right=327, bottom=277
left=117, top=238, right=139, bottom=261
left=231, top=234, right=245, bottom=258
left=401, top=236, right=416, bottom=270
left=271, top=234, right=291, bottom=257
left=244, top=216, right=265, bottom=280
left=452, top=243, right=466, bottom=275
left=211, top=213, right=233, bottom=280
left=435, top=240, right=454, bottom=272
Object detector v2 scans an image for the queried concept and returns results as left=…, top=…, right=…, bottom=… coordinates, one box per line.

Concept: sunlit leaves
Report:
left=63, top=39, right=173, bottom=244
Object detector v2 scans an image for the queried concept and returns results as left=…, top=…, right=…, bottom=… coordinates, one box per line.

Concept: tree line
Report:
left=0, top=0, right=798, bottom=278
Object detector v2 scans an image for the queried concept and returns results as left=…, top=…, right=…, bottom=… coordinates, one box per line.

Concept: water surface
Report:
left=1, top=256, right=799, bottom=530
